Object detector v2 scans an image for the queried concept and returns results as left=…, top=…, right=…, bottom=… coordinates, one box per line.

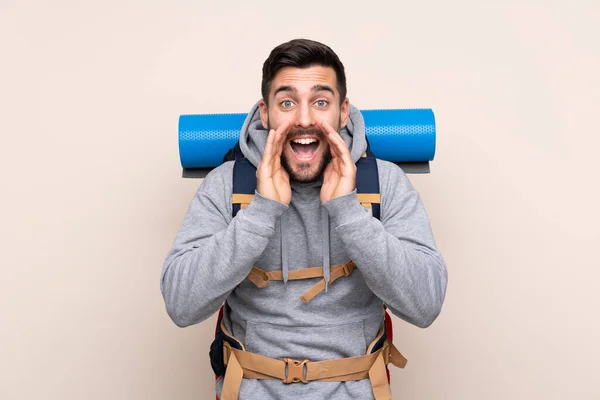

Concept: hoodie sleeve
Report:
left=160, top=162, right=288, bottom=327
left=321, top=160, right=448, bottom=328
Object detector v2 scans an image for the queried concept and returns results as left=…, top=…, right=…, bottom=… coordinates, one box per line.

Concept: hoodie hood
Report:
left=237, top=101, right=368, bottom=291
left=239, top=101, right=368, bottom=168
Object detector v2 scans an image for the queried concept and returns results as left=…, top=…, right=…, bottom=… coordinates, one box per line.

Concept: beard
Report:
left=266, top=115, right=341, bottom=183
left=280, top=126, right=332, bottom=183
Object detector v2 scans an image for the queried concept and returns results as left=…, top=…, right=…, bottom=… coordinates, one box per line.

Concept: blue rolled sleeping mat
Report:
left=178, top=108, right=436, bottom=178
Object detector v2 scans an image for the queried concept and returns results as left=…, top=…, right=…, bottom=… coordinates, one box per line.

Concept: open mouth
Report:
left=290, top=137, right=320, bottom=160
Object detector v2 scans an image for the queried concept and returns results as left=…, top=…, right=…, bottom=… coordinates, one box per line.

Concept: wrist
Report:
left=322, top=190, right=367, bottom=227
left=242, top=191, right=289, bottom=226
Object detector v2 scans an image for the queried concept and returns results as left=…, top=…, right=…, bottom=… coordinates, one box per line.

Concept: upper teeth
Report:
left=293, top=138, right=317, bottom=145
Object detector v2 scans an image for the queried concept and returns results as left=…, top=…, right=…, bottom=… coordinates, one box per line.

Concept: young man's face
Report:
left=259, top=65, right=350, bottom=183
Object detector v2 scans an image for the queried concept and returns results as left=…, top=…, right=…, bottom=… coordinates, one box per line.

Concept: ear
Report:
left=340, top=97, right=350, bottom=129
left=258, top=99, right=269, bottom=129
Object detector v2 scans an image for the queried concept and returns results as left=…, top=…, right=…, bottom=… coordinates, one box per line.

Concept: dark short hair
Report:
left=261, top=38, right=347, bottom=105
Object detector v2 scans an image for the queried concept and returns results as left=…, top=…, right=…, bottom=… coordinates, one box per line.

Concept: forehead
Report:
left=270, top=65, right=338, bottom=95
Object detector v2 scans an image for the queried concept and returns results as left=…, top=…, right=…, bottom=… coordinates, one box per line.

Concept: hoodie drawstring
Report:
left=281, top=207, right=331, bottom=290
left=281, top=212, right=290, bottom=283
left=321, top=207, right=331, bottom=291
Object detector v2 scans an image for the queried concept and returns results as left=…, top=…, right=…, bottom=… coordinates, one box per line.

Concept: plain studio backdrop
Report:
left=1, top=1, right=599, bottom=399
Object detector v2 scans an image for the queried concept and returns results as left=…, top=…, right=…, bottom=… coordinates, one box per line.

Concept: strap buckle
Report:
left=341, top=260, right=354, bottom=276
left=282, top=358, right=309, bottom=384
left=249, top=267, right=270, bottom=288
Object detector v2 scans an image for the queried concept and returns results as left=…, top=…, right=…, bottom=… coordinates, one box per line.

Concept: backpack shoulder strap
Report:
left=231, top=159, right=257, bottom=218
left=223, top=141, right=245, bottom=163
left=224, top=141, right=257, bottom=218
left=355, top=139, right=381, bottom=220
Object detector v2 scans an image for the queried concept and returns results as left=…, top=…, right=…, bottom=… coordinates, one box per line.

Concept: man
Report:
left=161, top=38, right=448, bottom=399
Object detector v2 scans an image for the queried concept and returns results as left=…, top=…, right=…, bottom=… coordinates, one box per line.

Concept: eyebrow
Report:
left=273, top=84, right=335, bottom=96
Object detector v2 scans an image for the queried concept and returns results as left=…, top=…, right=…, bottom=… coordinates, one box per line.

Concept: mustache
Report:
left=286, top=127, right=325, bottom=141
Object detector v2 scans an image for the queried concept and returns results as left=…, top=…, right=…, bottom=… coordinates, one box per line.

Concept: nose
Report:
left=295, top=103, right=314, bottom=128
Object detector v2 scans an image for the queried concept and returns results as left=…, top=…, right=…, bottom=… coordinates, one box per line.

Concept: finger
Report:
left=315, top=120, right=338, bottom=157
left=273, top=120, right=292, bottom=157
left=276, top=165, right=290, bottom=184
left=320, top=120, right=352, bottom=164
left=318, top=120, right=344, bottom=152
left=322, top=161, right=335, bottom=182
left=261, top=128, right=277, bottom=166
left=268, top=123, right=290, bottom=170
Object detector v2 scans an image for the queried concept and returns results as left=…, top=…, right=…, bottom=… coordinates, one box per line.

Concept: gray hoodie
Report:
left=161, top=102, right=448, bottom=399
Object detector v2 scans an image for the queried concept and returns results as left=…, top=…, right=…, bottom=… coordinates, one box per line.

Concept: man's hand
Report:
left=319, top=120, right=356, bottom=203
left=256, top=120, right=293, bottom=205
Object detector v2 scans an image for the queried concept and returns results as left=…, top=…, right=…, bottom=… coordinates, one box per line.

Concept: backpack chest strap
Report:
left=232, top=193, right=380, bottom=211
left=247, top=260, right=356, bottom=303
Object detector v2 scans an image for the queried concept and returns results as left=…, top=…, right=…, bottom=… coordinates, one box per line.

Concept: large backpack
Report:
left=211, top=138, right=397, bottom=399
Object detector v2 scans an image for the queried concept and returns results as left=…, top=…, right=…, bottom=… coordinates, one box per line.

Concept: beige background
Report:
left=1, top=0, right=599, bottom=399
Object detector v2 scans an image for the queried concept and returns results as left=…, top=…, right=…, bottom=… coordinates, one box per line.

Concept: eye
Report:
left=280, top=100, right=294, bottom=108
left=315, top=100, right=329, bottom=107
